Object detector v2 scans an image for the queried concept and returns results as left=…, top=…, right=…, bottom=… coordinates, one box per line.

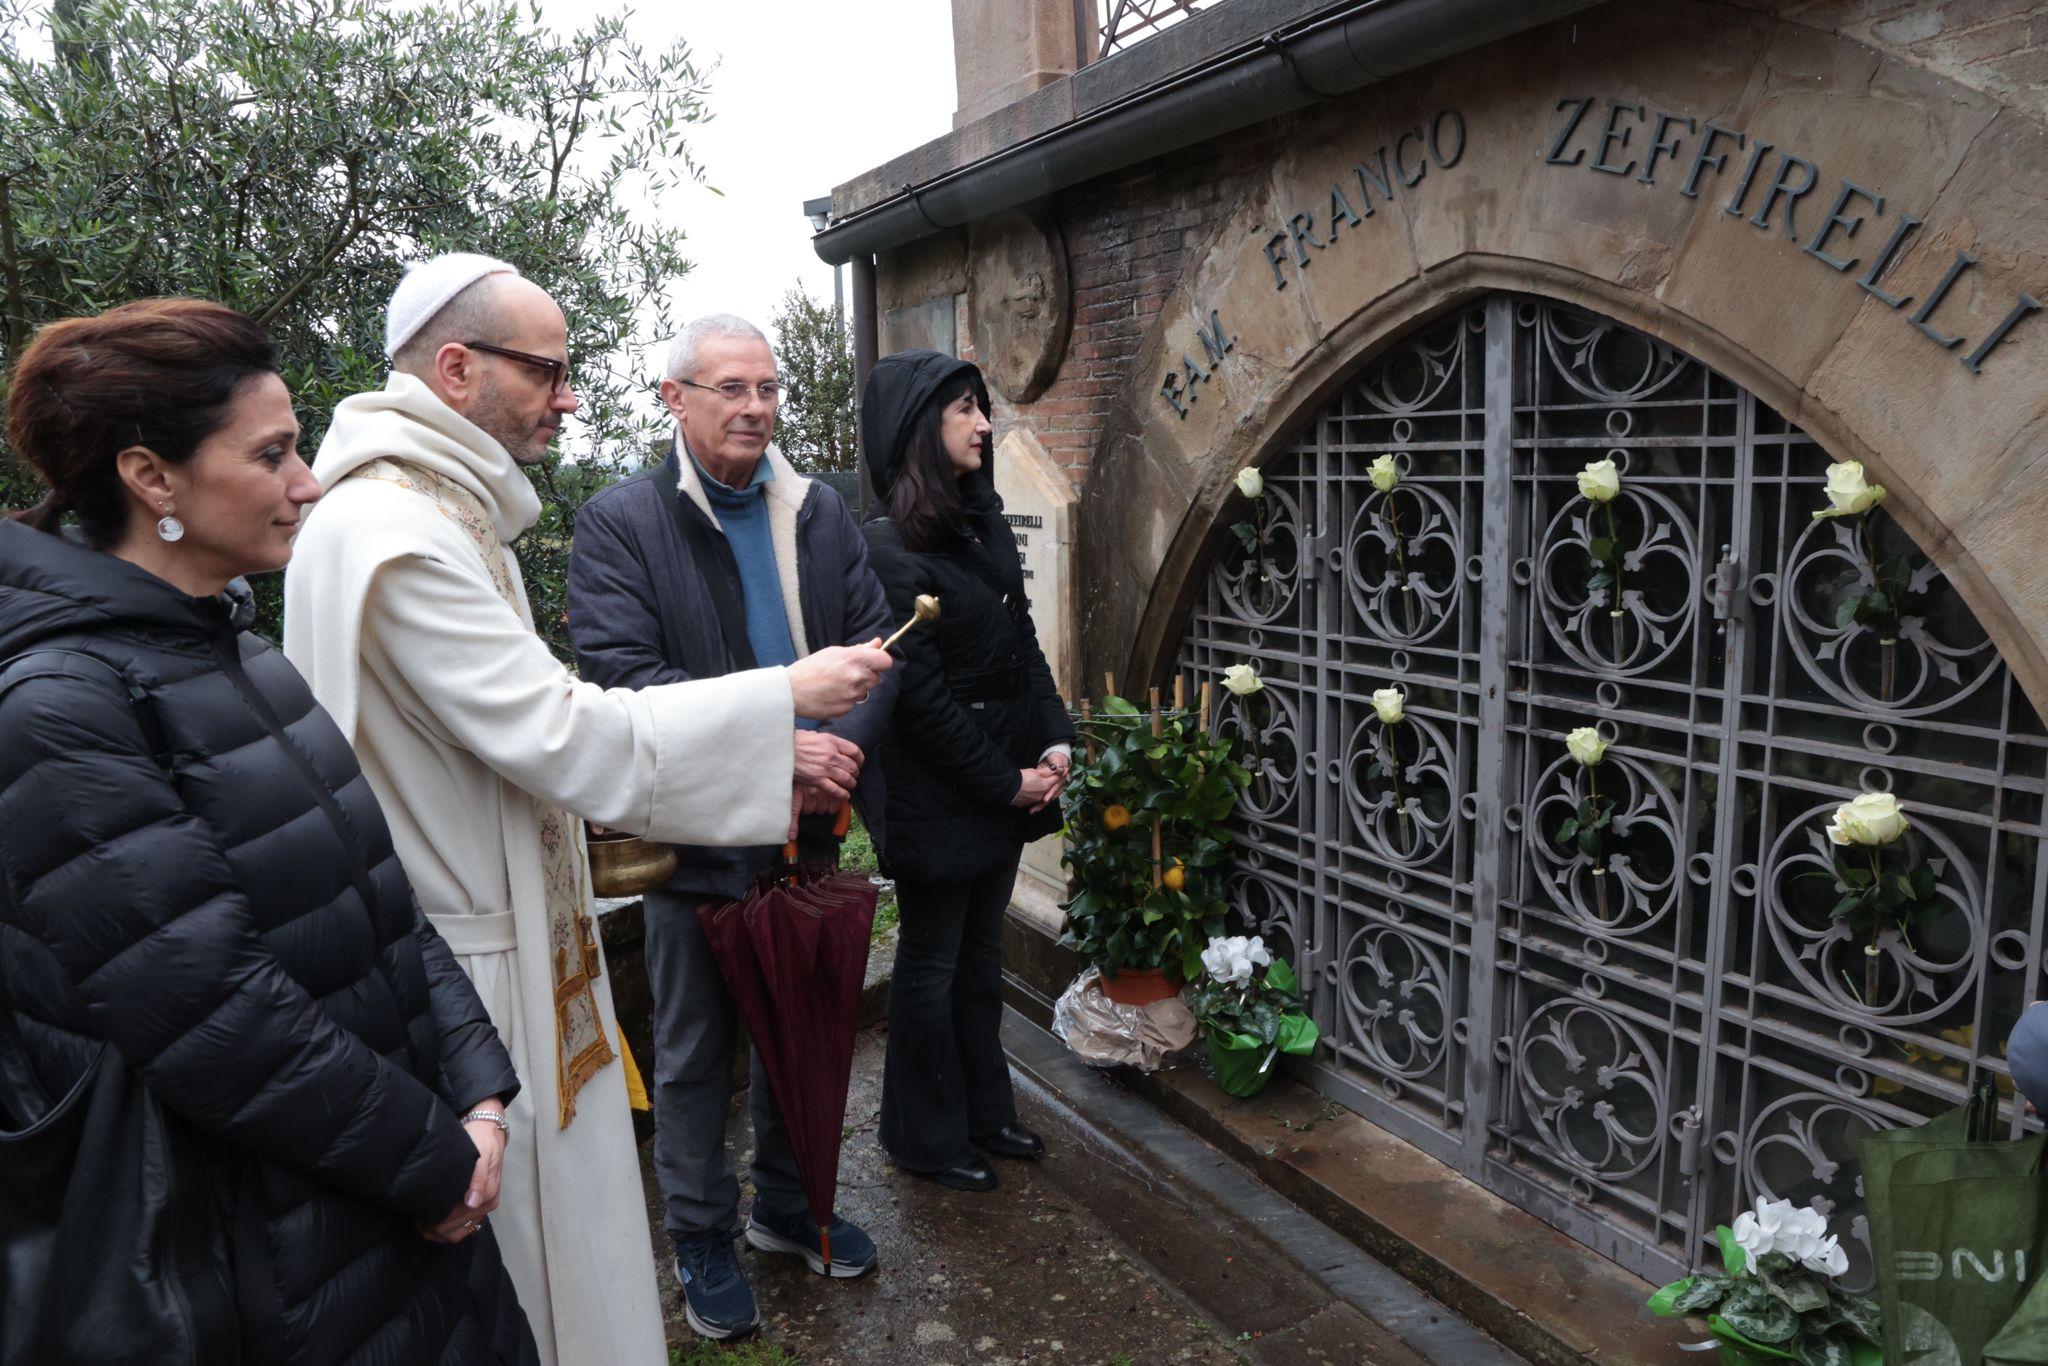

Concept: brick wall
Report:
left=998, top=127, right=1279, bottom=482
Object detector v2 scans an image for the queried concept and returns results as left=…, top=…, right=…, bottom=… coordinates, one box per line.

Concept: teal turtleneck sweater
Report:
left=688, top=445, right=796, bottom=671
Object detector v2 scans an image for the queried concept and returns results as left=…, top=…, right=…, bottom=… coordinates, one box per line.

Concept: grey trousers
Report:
left=643, top=889, right=807, bottom=1240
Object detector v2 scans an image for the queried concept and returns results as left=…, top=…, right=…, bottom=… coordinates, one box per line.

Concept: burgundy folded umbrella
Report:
left=696, top=822, right=877, bottom=1271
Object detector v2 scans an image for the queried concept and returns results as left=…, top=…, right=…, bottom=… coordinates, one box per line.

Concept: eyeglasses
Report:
left=465, top=341, right=571, bottom=395
left=678, top=378, right=784, bottom=405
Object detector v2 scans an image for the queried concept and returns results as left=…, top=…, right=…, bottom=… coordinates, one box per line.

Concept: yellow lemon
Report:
left=1103, top=804, right=1132, bottom=831
left=1162, top=862, right=1186, bottom=892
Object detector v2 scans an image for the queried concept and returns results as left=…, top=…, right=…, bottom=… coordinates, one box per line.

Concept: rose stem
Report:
left=1386, top=495, right=1416, bottom=633
left=1605, top=500, right=1626, bottom=661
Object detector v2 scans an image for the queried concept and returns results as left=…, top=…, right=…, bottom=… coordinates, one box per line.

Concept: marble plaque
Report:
left=994, top=427, right=1080, bottom=918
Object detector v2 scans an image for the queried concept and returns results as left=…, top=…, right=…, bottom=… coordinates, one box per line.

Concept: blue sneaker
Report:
left=673, top=1230, right=759, bottom=1340
left=745, top=1203, right=878, bottom=1278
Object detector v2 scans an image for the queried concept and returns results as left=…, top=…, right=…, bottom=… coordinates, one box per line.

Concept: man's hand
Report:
left=1033, top=755, right=1071, bottom=812
left=787, top=641, right=892, bottom=721
left=418, top=1098, right=508, bottom=1245
left=794, top=731, right=863, bottom=801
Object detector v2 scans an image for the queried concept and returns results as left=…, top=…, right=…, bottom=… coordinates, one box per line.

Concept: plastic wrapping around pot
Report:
left=1206, top=1012, right=1320, bottom=1098
left=1051, top=969, right=1197, bottom=1071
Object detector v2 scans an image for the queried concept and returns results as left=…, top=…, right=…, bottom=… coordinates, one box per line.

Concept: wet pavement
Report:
left=639, top=1015, right=1512, bottom=1364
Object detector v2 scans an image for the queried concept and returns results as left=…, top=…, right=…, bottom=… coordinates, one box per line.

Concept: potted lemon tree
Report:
left=1061, top=685, right=1251, bottom=1004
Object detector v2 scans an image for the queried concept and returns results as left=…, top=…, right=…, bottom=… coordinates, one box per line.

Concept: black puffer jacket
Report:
left=0, top=520, right=536, bottom=1366
left=859, top=351, right=1075, bottom=882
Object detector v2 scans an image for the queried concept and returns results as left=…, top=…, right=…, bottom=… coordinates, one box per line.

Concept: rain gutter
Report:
left=810, top=0, right=1600, bottom=266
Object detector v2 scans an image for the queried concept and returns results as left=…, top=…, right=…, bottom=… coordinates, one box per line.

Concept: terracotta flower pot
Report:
left=1096, top=965, right=1180, bottom=1006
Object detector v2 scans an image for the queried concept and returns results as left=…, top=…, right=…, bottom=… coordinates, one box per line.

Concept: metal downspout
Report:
left=851, top=254, right=879, bottom=519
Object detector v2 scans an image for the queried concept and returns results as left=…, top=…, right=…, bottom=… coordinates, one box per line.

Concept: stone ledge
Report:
left=1119, top=1063, right=1691, bottom=1366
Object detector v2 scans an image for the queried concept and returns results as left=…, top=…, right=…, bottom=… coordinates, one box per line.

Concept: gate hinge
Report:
left=1709, top=549, right=1739, bottom=622
left=1676, top=1107, right=1703, bottom=1178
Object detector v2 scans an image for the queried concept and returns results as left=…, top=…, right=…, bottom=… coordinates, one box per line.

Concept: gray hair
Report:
left=665, top=313, right=770, bottom=380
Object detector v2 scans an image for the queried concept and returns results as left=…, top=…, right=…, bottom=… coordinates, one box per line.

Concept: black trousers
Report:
left=878, top=845, right=1024, bottom=1169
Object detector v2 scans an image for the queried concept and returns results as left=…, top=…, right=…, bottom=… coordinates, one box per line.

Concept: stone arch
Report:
left=1075, top=0, right=2048, bottom=714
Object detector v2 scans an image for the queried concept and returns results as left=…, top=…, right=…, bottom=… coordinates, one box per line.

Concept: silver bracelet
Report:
left=461, top=1108, right=510, bottom=1136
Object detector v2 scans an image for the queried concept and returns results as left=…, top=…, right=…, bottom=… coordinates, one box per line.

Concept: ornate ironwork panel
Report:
left=1173, top=294, right=2048, bottom=1287
left=1087, top=0, right=1217, bottom=59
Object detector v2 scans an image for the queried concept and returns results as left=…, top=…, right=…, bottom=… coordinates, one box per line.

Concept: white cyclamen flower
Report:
left=1731, top=1196, right=1796, bottom=1263
left=1246, top=935, right=1272, bottom=970
left=1577, top=458, right=1621, bottom=504
left=1201, top=935, right=1265, bottom=986
left=1235, top=467, right=1265, bottom=499
left=1813, top=460, right=1887, bottom=519
left=1775, top=1204, right=1830, bottom=1262
left=1565, top=727, right=1608, bottom=767
left=1221, top=663, right=1264, bottom=696
left=1372, top=687, right=1405, bottom=725
left=1827, top=792, right=1909, bottom=847
left=1368, top=453, right=1400, bottom=493
left=1801, top=1234, right=1851, bottom=1279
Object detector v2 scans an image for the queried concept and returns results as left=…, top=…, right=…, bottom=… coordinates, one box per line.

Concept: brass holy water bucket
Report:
left=584, top=825, right=678, bottom=898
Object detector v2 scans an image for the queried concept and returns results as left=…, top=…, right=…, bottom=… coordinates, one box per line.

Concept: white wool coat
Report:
left=284, top=373, right=797, bottom=1366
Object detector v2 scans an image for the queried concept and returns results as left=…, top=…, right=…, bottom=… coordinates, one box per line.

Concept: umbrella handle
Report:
left=821, top=1224, right=832, bottom=1275
left=833, top=801, right=853, bottom=838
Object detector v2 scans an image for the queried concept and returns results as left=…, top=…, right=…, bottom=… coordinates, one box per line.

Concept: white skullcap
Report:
left=384, top=252, right=521, bottom=357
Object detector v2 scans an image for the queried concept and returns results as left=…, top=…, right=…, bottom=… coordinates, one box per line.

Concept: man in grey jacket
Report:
left=566, top=313, right=897, bottom=1341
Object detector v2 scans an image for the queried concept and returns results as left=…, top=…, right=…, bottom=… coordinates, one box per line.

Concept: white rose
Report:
left=1372, top=687, right=1405, bottom=725
left=1827, top=792, right=1909, bottom=846
left=1577, top=458, right=1621, bottom=504
left=1801, top=1234, right=1850, bottom=1279
left=1368, top=454, right=1400, bottom=493
left=1235, top=467, right=1264, bottom=499
left=1565, top=727, right=1608, bottom=767
left=1222, top=663, right=1264, bottom=696
left=1813, top=461, right=1887, bottom=519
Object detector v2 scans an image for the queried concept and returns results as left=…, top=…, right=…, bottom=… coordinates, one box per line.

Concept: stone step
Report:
left=1002, top=962, right=1692, bottom=1366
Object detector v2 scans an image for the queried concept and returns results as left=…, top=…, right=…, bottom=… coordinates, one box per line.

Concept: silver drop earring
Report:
left=156, top=507, right=184, bottom=542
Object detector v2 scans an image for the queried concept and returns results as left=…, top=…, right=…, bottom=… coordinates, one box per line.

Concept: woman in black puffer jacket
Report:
left=0, top=300, right=537, bottom=1366
left=860, top=351, right=1076, bottom=1193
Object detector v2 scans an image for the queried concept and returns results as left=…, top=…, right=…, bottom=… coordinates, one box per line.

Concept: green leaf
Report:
left=1589, top=536, right=1616, bottom=563
left=1669, top=1274, right=1732, bottom=1313
left=1772, top=1274, right=1829, bottom=1314
left=1792, top=1333, right=1853, bottom=1366
left=1720, top=1281, right=1801, bottom=1344
left=1645, top=1276, right=1695, bottom=1318
left=1826, top=1289, right=1880, bottom=1342
left=1836, top=596, right=1861, bottom=630
left=1557, top=816, right=1580, bottom=842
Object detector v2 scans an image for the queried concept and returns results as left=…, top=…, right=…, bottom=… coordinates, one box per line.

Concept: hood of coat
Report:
left=858, top=349, right=995, bottom=505
left=0, top=519, right=253, bottom=661
left=311, top=370, right=543, bottom=542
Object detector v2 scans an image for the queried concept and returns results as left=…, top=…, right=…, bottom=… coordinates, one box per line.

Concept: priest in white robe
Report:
left=283, top=253, right=890, bottom=1366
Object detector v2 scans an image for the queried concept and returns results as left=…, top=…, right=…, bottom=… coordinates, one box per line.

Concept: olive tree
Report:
left=0, top=0, right=712, bottom=657
left=769, top=282, right=856, bottom=474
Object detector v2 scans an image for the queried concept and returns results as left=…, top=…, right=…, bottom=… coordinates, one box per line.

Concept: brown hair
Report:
left=6, top=298, right=279, bottom=547
left=884, top=372, right=982, bottom=552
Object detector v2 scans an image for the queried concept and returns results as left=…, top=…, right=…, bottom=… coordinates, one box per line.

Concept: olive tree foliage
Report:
left=769, top=282, right=856, bottom=474
left=0, top=0, right=713, bottom=657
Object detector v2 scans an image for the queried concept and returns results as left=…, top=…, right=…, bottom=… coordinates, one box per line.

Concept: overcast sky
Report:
left=548, top=0, right=958, bottom=383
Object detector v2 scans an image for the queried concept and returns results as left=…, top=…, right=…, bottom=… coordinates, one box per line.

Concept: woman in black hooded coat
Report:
left=0, top=300, right=536, bottom=1366
left=859, top=350, right=1076, bottom=1192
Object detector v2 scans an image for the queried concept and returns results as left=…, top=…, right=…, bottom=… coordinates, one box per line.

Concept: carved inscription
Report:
left=1542, top=96, right=2040, bottom=374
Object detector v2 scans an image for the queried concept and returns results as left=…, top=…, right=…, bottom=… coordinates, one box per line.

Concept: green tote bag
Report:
left=1860, top=1080, right=2047, bottom=1364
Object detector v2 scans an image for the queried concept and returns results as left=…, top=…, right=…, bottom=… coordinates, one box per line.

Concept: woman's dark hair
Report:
left=6, top=298, right=278, bottom=547
left=885, top=374, right=983, bottom=552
